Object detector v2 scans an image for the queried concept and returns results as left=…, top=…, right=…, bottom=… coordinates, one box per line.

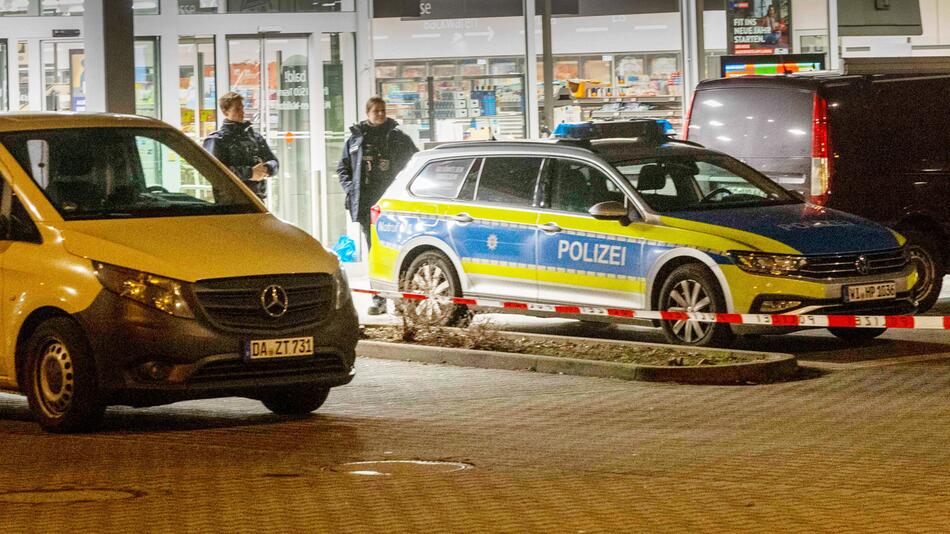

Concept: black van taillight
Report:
left=370, top=204, right=382, bottom=225
left=810, top=93, right=832, bottom=205
left=683, top=90, right=697, bottom=141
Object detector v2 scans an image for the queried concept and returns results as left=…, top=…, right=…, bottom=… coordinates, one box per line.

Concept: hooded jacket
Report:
left=337, top=118, right=418, bottom=222
left=203, top=120, right=279, bottom=199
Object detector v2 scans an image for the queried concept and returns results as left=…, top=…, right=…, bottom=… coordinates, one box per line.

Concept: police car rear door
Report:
left=536, top=157, right=645, bottom=308
left=444, top=156, right=542, bottom=301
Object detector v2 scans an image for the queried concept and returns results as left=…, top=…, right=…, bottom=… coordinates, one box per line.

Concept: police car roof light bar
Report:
left=551, top=119, right=674, bottom=142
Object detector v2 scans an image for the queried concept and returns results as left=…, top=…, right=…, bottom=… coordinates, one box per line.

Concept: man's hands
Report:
left=251, top=162, right=269, bottom=181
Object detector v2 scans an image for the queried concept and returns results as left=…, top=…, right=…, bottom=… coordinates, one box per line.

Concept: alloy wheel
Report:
left=666, top=278, right=712, bottom=343
left=409, top=262, right=452, bottom=321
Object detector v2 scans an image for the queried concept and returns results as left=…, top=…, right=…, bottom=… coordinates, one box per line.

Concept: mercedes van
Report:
left=0, top=113, right=358, bottom=432
left=686, top=73, right=949, bottom=312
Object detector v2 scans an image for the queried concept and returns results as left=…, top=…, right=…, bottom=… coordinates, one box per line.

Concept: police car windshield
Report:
left=0, top=127, right=261, bottom=221
left=610, top=154, right=800, bottom=213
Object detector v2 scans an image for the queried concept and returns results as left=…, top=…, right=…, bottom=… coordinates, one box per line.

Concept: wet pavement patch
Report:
left=329, top=460, right=474, bottom=477
left=0, top=488, right=144, bottom=504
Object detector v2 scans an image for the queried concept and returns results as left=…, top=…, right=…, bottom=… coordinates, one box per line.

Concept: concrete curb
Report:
left=357, top=331, right=799, bottom=385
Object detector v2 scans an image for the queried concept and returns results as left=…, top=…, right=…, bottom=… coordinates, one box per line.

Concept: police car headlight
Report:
left=94, top=262, right=194, bottom=318
left=332, top=266, right=351, bottom=310
left=729, top=251, right=808, bottom=276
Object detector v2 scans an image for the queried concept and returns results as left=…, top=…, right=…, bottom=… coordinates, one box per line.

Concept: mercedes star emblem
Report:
left=260, top=285, right=289, bottom=318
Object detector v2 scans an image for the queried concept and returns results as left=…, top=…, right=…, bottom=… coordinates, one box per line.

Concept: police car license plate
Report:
left=844, top=282, right=896, bottom=303
left=246, top=336, right=314, bottom=360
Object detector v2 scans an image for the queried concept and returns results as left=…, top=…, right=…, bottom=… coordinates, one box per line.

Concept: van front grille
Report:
left=192, top=274, right=334, bottom=333
left=189, top=354, right=347, bottom=384
left=799, top=248, right=908, bottom=279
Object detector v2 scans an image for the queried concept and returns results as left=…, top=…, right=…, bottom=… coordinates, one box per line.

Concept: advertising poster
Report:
left=727, top=0, right=791, bottom=55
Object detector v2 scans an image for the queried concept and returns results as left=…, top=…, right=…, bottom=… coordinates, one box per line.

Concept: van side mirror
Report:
left=588, top=201, right=638, bottom=226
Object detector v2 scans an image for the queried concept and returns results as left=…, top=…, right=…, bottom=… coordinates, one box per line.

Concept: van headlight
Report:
left=728, top=251, right=809, bottom=276
left=94, top=262, right=194, bottom=318
left=332, top=267, right=351, bottom=310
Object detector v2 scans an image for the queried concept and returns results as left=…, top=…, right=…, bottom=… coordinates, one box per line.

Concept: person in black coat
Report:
left=338, top=96, right=418, bottom=315
left=203, top=92, right=278, bottom=200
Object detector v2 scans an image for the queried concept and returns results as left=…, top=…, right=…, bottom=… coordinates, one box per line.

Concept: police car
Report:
left=367, top=120, right=917, bottom=347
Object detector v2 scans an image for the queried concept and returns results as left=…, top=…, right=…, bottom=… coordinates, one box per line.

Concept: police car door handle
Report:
left=451, top=212, right=474, bottom=224
left=539, top=222, right=562, bottom=233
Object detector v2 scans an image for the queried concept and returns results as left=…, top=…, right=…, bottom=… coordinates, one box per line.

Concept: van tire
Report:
left=23, top=317, right=105, bottom=433
left=260, top=386, right=330, bottom=415
left=402, top=251, right=469, bottom=327
left=828, top=327, right=886, bottom=343
left=903, top=231, right=944, bottom=313
left=657, top=264, right=735, bottom=347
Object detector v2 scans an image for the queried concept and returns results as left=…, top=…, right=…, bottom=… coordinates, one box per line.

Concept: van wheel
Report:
left=23, top=317, right=105, bottom=433
left=402, top=251, right=469, bottom=326
left=904, top=231, right=944, bottom=313
left=260, top=386, right=330, bottom=415
left=658, top=264, right=735, bottom=347
left=828, top=327, right=886, bottom=343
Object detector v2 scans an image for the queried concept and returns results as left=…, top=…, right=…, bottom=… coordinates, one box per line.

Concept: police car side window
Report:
left=409, top=158, right=476, bottom=199
left=457, top=158, right=482, bottom=201
left=476, top=157, right=542, bottom=207
left=547, top=159, right=625, bottom=214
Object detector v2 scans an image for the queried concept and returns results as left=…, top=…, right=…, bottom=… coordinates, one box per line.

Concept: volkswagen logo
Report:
left=260, top=285, right=289, bottom=318
left=855, top=255, right=871, bottom=276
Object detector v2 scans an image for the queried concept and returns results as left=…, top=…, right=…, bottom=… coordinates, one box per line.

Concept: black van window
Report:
left=688, top=87, right=814, bottom=179
left=409, top=158, right=475, bottom=199
left=476, top=157, right=543, bottom=207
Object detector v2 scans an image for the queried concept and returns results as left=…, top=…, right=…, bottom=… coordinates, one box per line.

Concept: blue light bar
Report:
left=551, top=119, right=672, bottom=140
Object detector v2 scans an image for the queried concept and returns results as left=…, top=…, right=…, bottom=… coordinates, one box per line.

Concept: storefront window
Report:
left=135, top=37, right=160, bottom=118
left=0, top=41, right=7, bottom=110
left=0, top=0, right=29, bottom=15
left=38, top=0, right=159, bottom=15
left=178, top=0, right=354, bottom=13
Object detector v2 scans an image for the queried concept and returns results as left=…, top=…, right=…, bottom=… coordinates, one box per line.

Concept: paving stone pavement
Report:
left=1, top=348, right=949, bottom=533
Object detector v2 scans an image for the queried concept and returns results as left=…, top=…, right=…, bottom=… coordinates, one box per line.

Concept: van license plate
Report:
left=246, top=337, right=314, bottom=360
left=844, top=282, right=896, bottom=303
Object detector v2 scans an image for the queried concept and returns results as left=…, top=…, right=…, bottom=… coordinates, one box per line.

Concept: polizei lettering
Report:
left=557, top=240, right=627, bottom=266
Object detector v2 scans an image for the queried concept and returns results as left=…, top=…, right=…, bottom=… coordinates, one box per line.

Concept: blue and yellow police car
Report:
left=367, top=120, right=917, bottom=347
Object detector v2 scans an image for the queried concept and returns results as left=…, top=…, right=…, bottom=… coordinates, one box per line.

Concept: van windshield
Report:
left=686, top=87, right=814, bottom=190
left=611, top=154, right=800, bottom=213
left=0, top=127, right=261, bottom=220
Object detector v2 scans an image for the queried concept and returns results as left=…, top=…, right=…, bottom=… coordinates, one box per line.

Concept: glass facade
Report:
left=179, top=37, right=217, bottom=141
left=135, top=37, right=160, bottom=118
left=42, top=40, right=84, bottom=111
left=178, top=0, right=353, bottom=14
left=0, top=40, right=7, bottom=110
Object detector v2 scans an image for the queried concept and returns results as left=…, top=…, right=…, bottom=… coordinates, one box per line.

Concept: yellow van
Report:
left=0, top=113, right=358, bottom=432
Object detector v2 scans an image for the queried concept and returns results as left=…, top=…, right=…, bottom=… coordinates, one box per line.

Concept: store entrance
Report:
left=228, top=35, right=314, bottom=234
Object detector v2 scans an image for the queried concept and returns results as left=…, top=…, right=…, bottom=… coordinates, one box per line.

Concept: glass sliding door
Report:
left=0, top=40, right=7, bottom=111
left=228, top=35, right=313, bottom=234
left=179, top=36, right=217, bottom=141
left=320, top=32, right=356, bottom=253
left=42, top=40, right=84, bottom=111
left=134, top=37, right=160, bottom=118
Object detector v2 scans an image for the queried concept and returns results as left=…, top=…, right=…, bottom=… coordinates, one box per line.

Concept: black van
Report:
left=685, top=73, right=949, bottom=311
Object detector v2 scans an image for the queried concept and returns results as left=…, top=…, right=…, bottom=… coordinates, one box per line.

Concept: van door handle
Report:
left=451, top=212, right=474, bottom=224
left=539, top=222, right=562, bottom=233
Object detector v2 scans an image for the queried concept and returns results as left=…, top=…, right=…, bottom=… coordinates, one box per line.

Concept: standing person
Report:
left=338, top=96, right=418, bottom=315
left=203, top=91, right=278, bottom=200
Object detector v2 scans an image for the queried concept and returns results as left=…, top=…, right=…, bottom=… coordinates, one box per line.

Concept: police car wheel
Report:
left=658, top=264, right=734, bottom=347
left=23, top=317, right=105, bottom=433
left=904, top=231, right=944, bottom=313
left=403, top=251, right=468, bottom=326
left=827, top=327, right=886, bottom=343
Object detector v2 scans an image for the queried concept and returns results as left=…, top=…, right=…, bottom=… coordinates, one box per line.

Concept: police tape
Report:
left=352, top=288, right=950, bottom=330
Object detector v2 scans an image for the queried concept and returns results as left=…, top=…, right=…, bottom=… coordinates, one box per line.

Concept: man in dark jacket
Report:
left=338, top=96, right=418, bottom=315
left=203, top=92, right=278, bottom=200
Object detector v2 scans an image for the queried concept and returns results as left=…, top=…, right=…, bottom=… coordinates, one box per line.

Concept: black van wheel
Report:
left=402, top=251, right=469, bottom=327
left=828, top=327, right=886, bottom=343
left=657, top=264, right=735, bottom=347
left=23, top=317, right=105, bottom=433
left=260, top=386, right=330, bottom=415
left=904, top=231, right=944, bottom=313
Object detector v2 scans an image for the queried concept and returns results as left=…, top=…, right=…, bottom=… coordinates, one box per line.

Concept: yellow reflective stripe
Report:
left=658, top=216, right=800, bottom=255
left=889, top=228, right=907, bottom=246
left=537, top=270, right=645, bottom=292
left=368, top=242, right=400, bottom=281
left=461, top=261, right=536, bottom=281
left=380, top=198, right=441, bottom=216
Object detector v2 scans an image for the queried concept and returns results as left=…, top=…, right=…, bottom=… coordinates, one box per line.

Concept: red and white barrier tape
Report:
left=353, top=288, right=950, bottom=330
